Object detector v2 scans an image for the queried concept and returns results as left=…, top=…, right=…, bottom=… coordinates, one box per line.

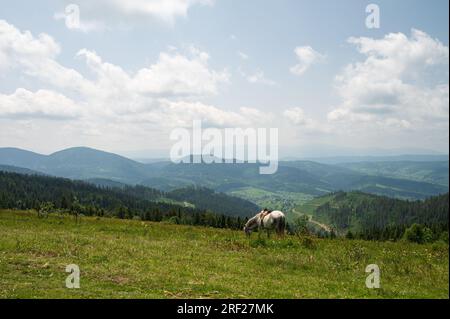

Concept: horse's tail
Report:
left=277, top=215, right=286, bottom=235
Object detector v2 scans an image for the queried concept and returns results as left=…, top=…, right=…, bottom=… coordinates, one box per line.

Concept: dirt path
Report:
left=292, top=209, right=332, bottom=233
left=307, top=217, right=332, bottom=233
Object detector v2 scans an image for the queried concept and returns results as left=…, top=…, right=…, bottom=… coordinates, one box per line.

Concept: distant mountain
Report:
left=0, top=164, right=45, bottom=176
left=303, top=154, right=449, bottom=165
left=40, top=147, right=149, bottom=184
left=142, top=160, right=448, bottom=200
left=0, top=147, right=149, bottom=184
left=1, top=147, right=448, bottom=201
left=0, top=148, right=46, bottom=168
left=338, top=161, right=449, bottom=187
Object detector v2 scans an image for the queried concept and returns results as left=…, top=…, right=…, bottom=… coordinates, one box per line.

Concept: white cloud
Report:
left=328, top=29, right=449, bottom=128
left=290, top=46, right=324, bottom=76
left=0, top=89, right=82, bottom=120
left=0, top=20, right=94, bottom=94
left=283, top=107, right=328, bottom=133
left=156, top=100, right=265, bottom=128
left=283, top=107, right=309, bottom=125
left=245, top=69, right=276, bottom=86
left=132, top=49, right=229, bottom=96
left=75, top=46, right=229, bottom=99
left=0, top=19, right=264, bottom=138
left=0, top=20, right=60, bottom=67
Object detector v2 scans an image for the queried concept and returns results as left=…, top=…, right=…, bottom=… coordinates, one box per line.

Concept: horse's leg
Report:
left=277, top=223, right=282, bottom=237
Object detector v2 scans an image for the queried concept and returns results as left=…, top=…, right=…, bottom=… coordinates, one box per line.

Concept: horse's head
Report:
left=243, top=211, right=267, bottom=236
left=243, top=216, right=257, bottom=236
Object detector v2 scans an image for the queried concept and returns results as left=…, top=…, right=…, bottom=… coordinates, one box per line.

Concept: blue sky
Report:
left=0, top=0, right=448, bottom=157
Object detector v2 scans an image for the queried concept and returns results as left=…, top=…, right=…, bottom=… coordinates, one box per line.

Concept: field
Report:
left=0, top=210, right=448, bottom=299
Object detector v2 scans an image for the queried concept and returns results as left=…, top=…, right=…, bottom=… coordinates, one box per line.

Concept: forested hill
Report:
left=299, top=191, right=449, bottom=240
left=0, top=171, right=258, bottom=228
left=166, top=186, right=259, bottom=217
left=0, top=164, right=44, bottom=176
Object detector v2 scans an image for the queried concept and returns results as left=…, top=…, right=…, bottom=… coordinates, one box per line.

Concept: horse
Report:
left=243, top=209, right=286, bottom=238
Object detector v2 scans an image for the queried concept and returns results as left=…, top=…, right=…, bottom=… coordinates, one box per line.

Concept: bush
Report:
left=403, top=224, right=433, bottom=244
left=293, top=215, right=310, bottom=236
left=345, top=231, right=354, bottom=239
left=438, top=231, right=449, bottom=244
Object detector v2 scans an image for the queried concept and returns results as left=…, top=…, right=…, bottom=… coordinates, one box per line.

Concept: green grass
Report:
left=0, top=210, right=448, bottom=299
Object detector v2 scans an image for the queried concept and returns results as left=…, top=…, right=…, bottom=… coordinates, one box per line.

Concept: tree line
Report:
left=0, top=171, right=248, bottom=230
left=314, top=191, right=448, bottom=242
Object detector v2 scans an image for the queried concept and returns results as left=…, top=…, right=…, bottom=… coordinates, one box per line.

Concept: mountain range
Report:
left=0, top=147, right=448, bottom=205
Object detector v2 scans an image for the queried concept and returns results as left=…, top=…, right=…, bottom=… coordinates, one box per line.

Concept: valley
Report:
left=0, top=147, right=448, bottom=206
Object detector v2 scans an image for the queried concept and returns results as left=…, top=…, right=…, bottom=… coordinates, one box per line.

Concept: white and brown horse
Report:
left=244, top=210, right=286, bottom=237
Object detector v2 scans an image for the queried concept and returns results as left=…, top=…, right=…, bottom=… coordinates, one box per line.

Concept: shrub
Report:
left=293, top=215, right=310, bottom=237
left=438, top=231, right=449, bottom=244
left=345, top=231, right=354, bottom=239
left=403, top=224, right=433, bottom=244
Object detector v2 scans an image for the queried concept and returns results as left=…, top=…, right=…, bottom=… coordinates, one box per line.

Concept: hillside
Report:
left=0, top=164, right=44, bottom=176
left=0, top=172, right=258, bottom=225
left=0, top=210, right=447, bottom=298
left=0, top=148, right=46, bottom=168
left=1, top=147, right=448, bottom=201
left=166, top=186, right=259, bottom=218
left=339, top=161, right=449, bottom=187
left=295, top=192, right=449, bottom=240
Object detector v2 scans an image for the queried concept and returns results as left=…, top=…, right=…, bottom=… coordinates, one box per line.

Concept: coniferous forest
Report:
left=314, top=191, right=449, bottom=241
left=0, top=171, right=248, bottom=230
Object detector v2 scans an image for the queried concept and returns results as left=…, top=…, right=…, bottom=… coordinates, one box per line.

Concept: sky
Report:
left=0, top=0, right=448, bottom=158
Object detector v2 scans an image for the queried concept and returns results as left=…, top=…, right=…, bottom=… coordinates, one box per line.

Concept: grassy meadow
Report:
left=0, top=209, right=448, bottom=299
